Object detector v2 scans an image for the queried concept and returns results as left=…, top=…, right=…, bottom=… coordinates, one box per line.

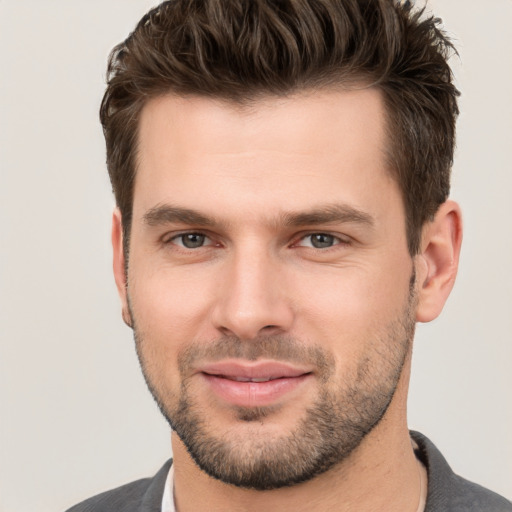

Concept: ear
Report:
left=415, top=200, right=463, bottom=323
left=112, top=208, right=133, bottom=328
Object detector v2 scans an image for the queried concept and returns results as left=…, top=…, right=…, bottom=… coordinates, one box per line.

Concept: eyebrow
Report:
left=142, top=203, right=374, bottom=229
left=143, top=205, right=220, bottom=227
left=282, top=204, right=374, bottom=228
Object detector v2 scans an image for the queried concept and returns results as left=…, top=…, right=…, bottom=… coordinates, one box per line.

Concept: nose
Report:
left=211, top=245, right=294, bottom=340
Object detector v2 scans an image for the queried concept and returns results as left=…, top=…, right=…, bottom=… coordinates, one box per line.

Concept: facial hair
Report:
left=131, top=286, right=417, bottom=491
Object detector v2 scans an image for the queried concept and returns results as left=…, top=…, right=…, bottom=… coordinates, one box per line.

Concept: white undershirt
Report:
left=161, top=465, right=175, bottom=512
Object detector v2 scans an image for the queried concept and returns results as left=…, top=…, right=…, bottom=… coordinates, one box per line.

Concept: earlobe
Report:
left=112, top=208, right=133, bottom=329
left=415, top=200, right=463, bottom=323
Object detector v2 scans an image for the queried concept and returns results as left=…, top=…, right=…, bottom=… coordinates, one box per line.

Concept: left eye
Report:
left=297, top=233, right=340, bottom=249
left=172, top=233, right=210, bottom=249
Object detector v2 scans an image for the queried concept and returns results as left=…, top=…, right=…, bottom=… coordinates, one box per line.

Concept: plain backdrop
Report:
left=0, top=1, right=511, bottom=511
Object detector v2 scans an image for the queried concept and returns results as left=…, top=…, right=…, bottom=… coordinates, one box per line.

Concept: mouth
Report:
left=216, top=375, right=284, bottom=382
left=198, top=360, right=313, bottom=408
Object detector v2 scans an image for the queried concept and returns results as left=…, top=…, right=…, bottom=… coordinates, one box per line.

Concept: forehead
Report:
left=137, top=87, right=387, bottom=162
left=134, top=88, right=397, bottom=222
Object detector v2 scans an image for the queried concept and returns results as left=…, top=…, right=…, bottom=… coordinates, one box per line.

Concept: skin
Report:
left=112, top=88, right=462, bottom=511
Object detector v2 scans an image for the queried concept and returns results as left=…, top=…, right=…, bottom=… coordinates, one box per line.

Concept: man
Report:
left=66, top=0, right=512, bottom=510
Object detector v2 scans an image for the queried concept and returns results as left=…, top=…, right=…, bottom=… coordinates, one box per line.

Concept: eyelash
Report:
left=163, top=231, right=350, bottom=251
left=293, top=233, right=349, bottom=249
left=165, top=232, right=216, bottom=249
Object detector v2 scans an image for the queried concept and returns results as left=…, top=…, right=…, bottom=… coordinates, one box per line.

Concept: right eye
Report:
left=170, top=233, right=211, bottom=249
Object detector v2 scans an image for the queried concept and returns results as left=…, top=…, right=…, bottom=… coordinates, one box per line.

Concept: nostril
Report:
left=261, top=325, right=282, bottom=334
left=259, top=325, right=284, bottom=336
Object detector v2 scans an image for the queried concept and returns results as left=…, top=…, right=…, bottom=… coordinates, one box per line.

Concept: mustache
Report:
left=177, top=334, right=335, bottom=379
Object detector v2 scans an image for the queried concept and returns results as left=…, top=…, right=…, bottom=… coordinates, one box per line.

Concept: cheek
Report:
left=289, top=259, right=412, bottom=352
left=128, top=260, right=217, bottom=343
left=128, top=273, right=206, bottom=395
left=294, top=267, right=402, bottom=316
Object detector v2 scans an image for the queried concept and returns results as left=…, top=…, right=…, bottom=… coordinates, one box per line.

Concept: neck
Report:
left=172, top=357, right=421, bottom=512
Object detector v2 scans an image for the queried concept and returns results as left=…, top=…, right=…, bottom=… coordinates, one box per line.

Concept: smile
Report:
left=227, top=376, right=281, bottom=382
left=198, top=360, right=313, bottom=408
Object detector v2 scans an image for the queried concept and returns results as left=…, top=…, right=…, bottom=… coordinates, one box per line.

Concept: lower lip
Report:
left=202, top=373, right=311, bottom=408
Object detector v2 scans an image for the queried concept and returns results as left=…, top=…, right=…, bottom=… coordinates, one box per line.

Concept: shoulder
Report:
left=64, top=459, right=172, bottom=512
left=65, top=478, right=152, bottom=512
left=411, top=431, right=512, bottom=512
left=447, top=473, right=512, bottom=511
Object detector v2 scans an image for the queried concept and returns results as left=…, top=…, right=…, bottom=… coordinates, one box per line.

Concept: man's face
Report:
left=120, top=89, right=417, bottom=489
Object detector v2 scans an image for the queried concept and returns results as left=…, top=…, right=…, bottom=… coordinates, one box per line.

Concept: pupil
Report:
left=183, top=233, right=205, bottom=248
left=311, top=234, right=334, bottom=248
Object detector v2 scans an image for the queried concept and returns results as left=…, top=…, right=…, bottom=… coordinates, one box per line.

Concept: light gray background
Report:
left=0, top=1, right=511, bottom=511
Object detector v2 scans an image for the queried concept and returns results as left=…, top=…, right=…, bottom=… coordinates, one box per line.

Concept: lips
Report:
left=199, top=360, right=312, bottom=408
left=225, top=376, right=281, bottom=382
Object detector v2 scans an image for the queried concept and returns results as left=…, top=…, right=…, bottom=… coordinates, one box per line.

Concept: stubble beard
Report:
left=131, top=290, right=417, bottom=491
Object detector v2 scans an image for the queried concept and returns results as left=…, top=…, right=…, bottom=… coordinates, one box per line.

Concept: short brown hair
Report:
left=100, top=0, right=459, bottom=255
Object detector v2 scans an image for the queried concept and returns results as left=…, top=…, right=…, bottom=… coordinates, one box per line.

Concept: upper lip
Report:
left=199, top=360, right=312, bottom=381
